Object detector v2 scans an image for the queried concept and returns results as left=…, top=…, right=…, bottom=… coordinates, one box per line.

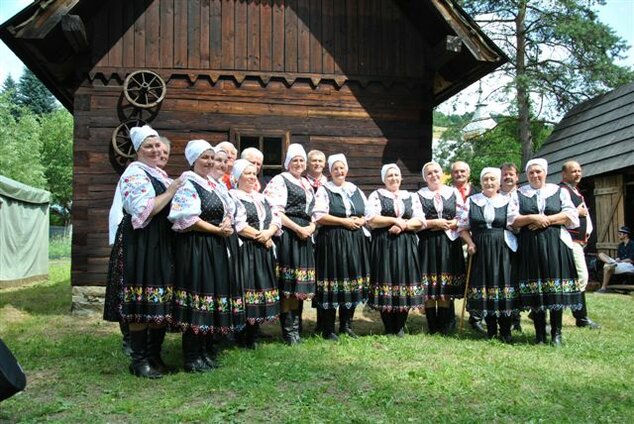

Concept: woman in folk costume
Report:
left=104, top=125, right=182, bottom=378
left=416, top=162, right=466, bottom=335
left=230, top=159, right=281, bottom=349
left=508, top=158, right=582, bottom=346
left=365, top=164, right=426, bottom=336
left=168, top=140, right=245, bottom=372
left=312, top=154, right=371, bottom=340
left=457, top=167, right=519, bottom=343
left=264, top=144, right=316, bottom=345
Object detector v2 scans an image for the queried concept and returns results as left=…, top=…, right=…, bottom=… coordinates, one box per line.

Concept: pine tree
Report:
left=17, top=69, right=57, bottom=115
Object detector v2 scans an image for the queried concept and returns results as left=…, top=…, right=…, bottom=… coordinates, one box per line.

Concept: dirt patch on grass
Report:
left=0, top=304, right=31, bottom=324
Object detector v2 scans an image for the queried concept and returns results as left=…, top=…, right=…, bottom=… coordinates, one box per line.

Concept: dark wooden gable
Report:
left=537, top=82, right=634, bottom=183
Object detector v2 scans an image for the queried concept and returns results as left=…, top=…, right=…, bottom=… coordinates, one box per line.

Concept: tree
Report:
left=0, top=92, right=47, bottom=189
left=455, top=0, right=634, bottom=166
left=40, top=109, right=74, bottom=225
left=17, top=69, right=56, bottom=115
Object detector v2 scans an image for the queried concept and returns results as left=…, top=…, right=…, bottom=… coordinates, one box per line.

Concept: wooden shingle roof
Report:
left=537, top=82, right=634, bottom=182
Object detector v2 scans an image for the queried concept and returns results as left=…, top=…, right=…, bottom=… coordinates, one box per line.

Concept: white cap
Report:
left=185, top=139, right=213, bottom=166
left=480, top=167, right=501, bottom=182
left=130, top=125, right=159, bottom=151
left=231, top=158, right=254, bottom=181
left=525, top=158, right=548, bottom=174
left=381, top=163, right=400, bottom=183
left=327, top=154, right=348, bottom=173
left=284, top=143, right=307, bottom=170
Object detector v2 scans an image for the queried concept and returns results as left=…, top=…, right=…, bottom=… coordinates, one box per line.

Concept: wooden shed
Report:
left=1, top=0, right=505, bottom=302
left=535, top=82, right=634, bottom=258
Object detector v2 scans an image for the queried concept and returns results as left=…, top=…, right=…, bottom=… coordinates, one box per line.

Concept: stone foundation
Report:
left=71, top=286, right=105, bottom=316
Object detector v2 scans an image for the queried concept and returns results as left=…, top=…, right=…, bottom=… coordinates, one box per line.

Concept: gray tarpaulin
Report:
left=0, top=175, right=50, bottom=285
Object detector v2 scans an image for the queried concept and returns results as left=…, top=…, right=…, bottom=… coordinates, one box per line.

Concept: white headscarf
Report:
left=525, top=158, right=548, bottom=174
left=327, top=154, right=348, bottom=173
left=232, top=158, right=254, bottom=181
left=480, top=167, right=501, bottom=182
left=381, top=163, right=400, bottom=183
left=185, top=139, right=213, bottom=166
left=284, top=143, right=307, bottom=170
left=130, top=125, right=159, bottom=151
left=421, top=161, right=442, bottom=177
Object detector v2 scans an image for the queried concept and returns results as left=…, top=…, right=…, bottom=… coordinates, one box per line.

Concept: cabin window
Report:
left=230, top=129, right=290, bottom=181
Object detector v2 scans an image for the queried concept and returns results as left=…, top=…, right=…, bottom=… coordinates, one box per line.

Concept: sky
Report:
left=1, top=0, right=633, bottom=109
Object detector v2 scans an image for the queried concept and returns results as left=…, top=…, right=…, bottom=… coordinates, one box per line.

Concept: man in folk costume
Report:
left=216, top=141, right=238, bottom=189
left=559, top=161, right=600, bottom=329
left=450, top=161, right=485, bottom=334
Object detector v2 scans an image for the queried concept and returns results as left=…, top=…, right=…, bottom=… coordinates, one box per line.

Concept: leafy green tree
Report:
left=456, top=0, right=634, bottom=166
left=40, top=109, right=74, bottom=225
left=0, top=92, right=47, bottom=189
left=17, top=69, right=57, bottom=115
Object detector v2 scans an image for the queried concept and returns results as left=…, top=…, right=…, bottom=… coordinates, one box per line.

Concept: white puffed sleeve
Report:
left=119, top=168, right=156, bottom=229
left=108, top=189, right=124, bottom=245
left=231, top=196, right=249, bottom=233
left=312, top=186, right=330, bottom=222
left=263, top=174, right=288, bottom=214
left=168, top=180, right=201, bottom=231
left=410, top=193, right=427, bottom=228
left=559, top=188, right=580, bottom=229
left=364, top=190, right=382, bottom=222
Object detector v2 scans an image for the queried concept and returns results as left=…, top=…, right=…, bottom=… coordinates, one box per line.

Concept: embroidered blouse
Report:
left=263, top=172, right=315, bottom=219
left=457, top=192, right=517, bottom=251
left=417, top=185, right=463, bottom=241
left=230, top=189, right=282, bottom=236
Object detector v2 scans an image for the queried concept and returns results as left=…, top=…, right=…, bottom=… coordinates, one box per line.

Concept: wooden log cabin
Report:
left=1, top=0, right=506, bottom=306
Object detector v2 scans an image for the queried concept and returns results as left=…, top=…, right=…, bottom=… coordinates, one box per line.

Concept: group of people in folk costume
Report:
left=105, top=125, right=599, bottom=379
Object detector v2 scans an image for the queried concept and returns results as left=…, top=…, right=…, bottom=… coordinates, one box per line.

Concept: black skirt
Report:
left=314, top=225, right=370, bottom=309
left=239, top=236, right=280, bottom=323
left=418, top=230, right=466, bottom=300
left=275, top=216, right=316, bottom=300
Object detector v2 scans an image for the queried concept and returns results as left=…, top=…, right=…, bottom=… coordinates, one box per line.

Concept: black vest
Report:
left=324, top=186, right=365, bottom=218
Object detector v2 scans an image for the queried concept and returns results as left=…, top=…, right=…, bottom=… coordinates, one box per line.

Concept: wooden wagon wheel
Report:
left=111, top=119, right=147, bottom=160
left=123, top=70, right=166, bottom=108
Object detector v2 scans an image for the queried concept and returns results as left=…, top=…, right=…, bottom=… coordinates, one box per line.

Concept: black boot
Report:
left=202, top=334, right=219, bottom=368
left=322, top=309, right=339, bottom=341
left=147, top=327, right=174, bottom=374
left=511, top=310, right=522, bottom=332
left=380, top=311, right=392, bottom=335
left=533, top=310, right=547, bottom=345
left=437, top=307, right=451, bottom=336
left=393, top=311, right=408, bottom=338
left=499, top=315, right=512, bottom=343
left=339, top=307, right=358, bottom=338
left=447, top=301, right=457, bottom=332
left=297, top=301, right=304, bottom=335
left=129, top=328, right=162, bottom=378
left=182, top=332, right=211, bottom=373
left=469, top=310, right=487, bottom=334
left=245, top=323, right=259, bottom=349
left=313, top=307, right=323, bottom=336
left=573, top=293, right=601, bottom=329
left=550, top=309, right=563, bottom=347
left=120, top=322, right=132, bottom=357
left=425, top=306, right=438, bottom=335
left=280, top=312, right=296, bottom=345
left=484, top=315, right=498, bottom=339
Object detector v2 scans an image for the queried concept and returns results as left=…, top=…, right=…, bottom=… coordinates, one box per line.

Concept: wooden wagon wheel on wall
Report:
left=111, top=119, right=147, bottom=165
left=123, top=70, right=167, bottom=109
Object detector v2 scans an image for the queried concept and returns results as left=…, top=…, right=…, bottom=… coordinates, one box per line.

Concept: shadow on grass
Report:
left=0, top=277, right=71, bottom=316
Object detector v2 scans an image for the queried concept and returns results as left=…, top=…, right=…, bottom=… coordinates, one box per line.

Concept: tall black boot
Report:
left=129, top=328, right=162, bottom=378
left=498, top=315, right=512, bottom=343
left=393, top=311, right=408, bottom=338
left=573, top=293, right=601, bottom=329
left=182, top=332, right=211, bottom=373
left=533, top=310, right=547, bottom=344
left=147, top=327, right=173, bottom=374
left=280, top=312, right=295, bottom=345
left=511, top=310, right=522, bottom=332
left=425, top=306, right=438, bottom=335
left=297, top=301, right=304, bottom=335
left=447, top=301, right=457, bottom=332
left=322, top=309, right=338, bottom=341
left=339, top=307, right=358, bottom=338
left=437, top=307, right=451, bottom=336
left=484, top=315, right=498, bottom=339
left=202, top=334, right=219, bottom=368
left=120, top=321, right=132, bottom=357
left=245, top=323, right=259, bottom=349
left=550, top=309, right=563, bottom=347
left=380, top=311, right=392, bottom=335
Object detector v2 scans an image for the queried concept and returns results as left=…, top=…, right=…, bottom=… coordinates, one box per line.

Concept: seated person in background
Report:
left=597, top=225, right=634, bottom=292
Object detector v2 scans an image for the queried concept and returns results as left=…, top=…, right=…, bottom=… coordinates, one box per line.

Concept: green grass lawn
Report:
left=1, top=260, right=633, bottom=423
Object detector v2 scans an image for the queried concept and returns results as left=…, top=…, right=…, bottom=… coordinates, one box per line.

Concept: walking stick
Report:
left=459, top=254, right=473, bottom=333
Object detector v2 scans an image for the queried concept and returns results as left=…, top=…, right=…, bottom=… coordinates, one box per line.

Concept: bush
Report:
left=49, top=236, right=71, bottom=259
